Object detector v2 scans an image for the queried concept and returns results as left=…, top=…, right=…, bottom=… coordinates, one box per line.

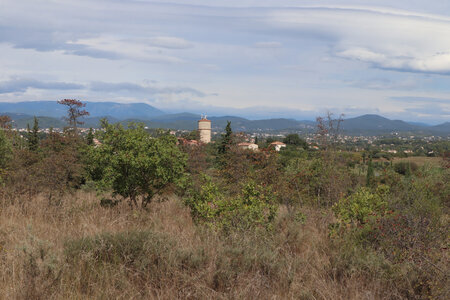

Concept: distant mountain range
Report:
left=0, top=101, right=163, bottom=120
left=339, top=115, right=449, bottom=134
left=1, top=101, right=448, bottom=135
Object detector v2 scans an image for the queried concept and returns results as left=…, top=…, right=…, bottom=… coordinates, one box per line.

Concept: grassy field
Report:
left=0, top=191, right=409, bottom=299
left=391, top=156, right=444, bottom=167
left=373, top=156, right=444, bottom=167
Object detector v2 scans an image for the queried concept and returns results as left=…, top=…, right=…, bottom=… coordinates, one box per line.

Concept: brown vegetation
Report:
left=0, top=192, right=420, bottom=299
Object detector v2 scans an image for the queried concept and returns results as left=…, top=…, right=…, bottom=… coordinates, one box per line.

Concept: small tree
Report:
left=88, top=120, right=186, bottom=207
left=283, top=133, right=308, bottom=149
left=0, top=115, right=12, bottom=129
left=313, top=112, right=347, bottom=206
left=184, top=130, right=200, bottom=141
left=57, top=99, right=90, bottom=133
left=38, top=132, right=84, bottom=204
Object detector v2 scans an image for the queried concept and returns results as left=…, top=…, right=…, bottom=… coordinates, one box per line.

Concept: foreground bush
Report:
left=185, top=177, right=277, bottom=232
left=332, top=185, right=389, bottom=226
left=331, top=170, right=449, bottom=299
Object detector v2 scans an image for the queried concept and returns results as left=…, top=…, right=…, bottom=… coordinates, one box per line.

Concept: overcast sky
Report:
left=1, top=0, right=450, bottom=123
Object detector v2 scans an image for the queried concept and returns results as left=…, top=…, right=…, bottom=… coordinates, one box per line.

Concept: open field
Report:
left=391, top=156, right=444, bottom=167
left=373, top=156, right=444, bottom=167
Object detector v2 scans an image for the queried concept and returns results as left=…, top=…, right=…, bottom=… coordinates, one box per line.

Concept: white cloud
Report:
left=338, top=48, right=450, bottom=74
left=269, top=6, right=450, bottom=74
left=67, top=36, right=186, bottom=64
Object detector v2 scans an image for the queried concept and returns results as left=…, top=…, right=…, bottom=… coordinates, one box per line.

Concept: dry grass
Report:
left=0, top=192, right=420, bottom=299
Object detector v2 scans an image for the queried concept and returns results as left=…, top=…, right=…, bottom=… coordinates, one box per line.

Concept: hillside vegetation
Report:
left=0, top=105, right=448, bottom=299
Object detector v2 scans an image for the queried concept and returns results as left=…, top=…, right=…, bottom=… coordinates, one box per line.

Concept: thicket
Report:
left=0, top=105, right=448, bottom=299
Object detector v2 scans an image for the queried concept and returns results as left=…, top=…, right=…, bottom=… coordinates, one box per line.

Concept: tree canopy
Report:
left=88, top=120, right=186, bottom=207
left=283, top=133, right=308, bottom=149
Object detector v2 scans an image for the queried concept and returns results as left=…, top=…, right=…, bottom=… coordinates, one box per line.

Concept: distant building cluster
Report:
left=177, top=115, right=291, bottom=152
left=238, top=142, right=259, bottom=151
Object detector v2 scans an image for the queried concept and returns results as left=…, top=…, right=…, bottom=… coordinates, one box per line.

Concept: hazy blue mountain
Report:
left=150, top=113, right=200, bottom=122
left=341, top=114, right=422, bottom=133
left=408, top=121, right=430, bottom=127
left=0, top=101, right=164, bottom=119
left=1, top=101, right=448, bottom=135
left=4, top=112, right=33, bottom=120
left=430, top=122, right=450, bottom=133
left=13, top=116, right=66, bottom=129
left=83, top=116, right=121, bottom=128
left=85, top=102, right=164, bottom=119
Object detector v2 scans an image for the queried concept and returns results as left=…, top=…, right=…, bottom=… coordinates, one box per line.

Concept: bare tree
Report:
left=316, top=111, right=344, bottom=151
left=314, top=112, right=347, bottom=206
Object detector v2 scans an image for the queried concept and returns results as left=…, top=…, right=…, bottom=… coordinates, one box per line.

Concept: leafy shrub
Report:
left=331, top=168, right=448, bottom=299
left=185, top=176, right=277, bottom=232
left=285, top=156, right=357, bottom=207
left=332, top=185, right=389, bottom=225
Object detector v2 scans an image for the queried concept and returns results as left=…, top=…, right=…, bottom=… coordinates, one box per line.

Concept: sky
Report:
left=0, top=0, right=450, bottom=123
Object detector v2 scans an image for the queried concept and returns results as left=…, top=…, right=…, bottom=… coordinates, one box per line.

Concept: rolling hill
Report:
left=341, top=114, right=421, bottom=133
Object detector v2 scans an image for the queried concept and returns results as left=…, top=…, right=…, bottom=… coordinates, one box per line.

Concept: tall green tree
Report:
left=86, top=127, right=94, bottom=145
left=219, top=121, right=232, bottom=154
left=0, top=129, right=12, bottom=170
left=366, top=156, right=375, bottom=187
left=28, top=117, right=39, bottom=151
left=88, top=120, right=186, bottom=207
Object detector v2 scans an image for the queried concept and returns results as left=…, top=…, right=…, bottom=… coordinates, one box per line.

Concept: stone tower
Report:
left=198, top=114, right=211, bottom=143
